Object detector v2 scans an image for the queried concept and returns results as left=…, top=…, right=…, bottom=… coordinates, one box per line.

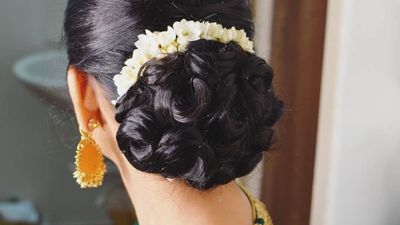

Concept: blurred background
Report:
left=0, top=0, right=399, bottom=225
left=0, top=1, right=134, bottom=225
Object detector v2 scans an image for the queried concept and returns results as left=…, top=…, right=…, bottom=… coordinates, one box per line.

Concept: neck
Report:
left=115, top=156, right=253, bottom=225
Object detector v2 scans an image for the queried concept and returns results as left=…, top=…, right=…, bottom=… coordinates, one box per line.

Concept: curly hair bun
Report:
left=64, top=0, right=284, bottom=190
left=115, top=40, right=284, bottom=190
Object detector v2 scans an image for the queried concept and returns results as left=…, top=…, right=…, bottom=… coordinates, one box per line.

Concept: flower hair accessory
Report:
left=112, top=19, right=255, bottom=104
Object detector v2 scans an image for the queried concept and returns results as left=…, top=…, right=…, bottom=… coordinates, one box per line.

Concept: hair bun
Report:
left=115, top=39, right=284, bottom=190
left=64, top=0, right=283, bottom=190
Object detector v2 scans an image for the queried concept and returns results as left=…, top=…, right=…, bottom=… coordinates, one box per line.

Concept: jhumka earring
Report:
left=73, top=118, right=106, bottom=188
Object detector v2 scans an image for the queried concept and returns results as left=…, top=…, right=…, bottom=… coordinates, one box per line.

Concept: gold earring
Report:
left=73, top=118, right=106, bottom=188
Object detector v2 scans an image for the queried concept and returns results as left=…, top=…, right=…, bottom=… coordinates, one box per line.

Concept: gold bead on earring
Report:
left=73, top=118, right=106, bottom=188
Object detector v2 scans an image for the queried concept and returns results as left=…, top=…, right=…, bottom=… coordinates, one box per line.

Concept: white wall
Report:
left=311, top=0, right=400, bottom=225
left=0, top=1, right=110, bottom=224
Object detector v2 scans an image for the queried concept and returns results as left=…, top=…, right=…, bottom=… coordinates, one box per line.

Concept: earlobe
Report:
left=67, top=66, right=102, bottom=131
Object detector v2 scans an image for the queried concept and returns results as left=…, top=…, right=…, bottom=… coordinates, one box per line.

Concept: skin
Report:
left=67, top=66, right=254, bottom=225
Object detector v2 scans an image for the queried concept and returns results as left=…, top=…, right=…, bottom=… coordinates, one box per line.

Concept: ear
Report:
left=67, top=66, right=102, bottom=131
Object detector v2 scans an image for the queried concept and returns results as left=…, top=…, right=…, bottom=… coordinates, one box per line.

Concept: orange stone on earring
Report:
left=73, top=129, right=106, bottom=188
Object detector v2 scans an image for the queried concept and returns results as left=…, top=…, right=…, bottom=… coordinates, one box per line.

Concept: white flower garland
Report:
left=112, top=19, right=255, bottom=104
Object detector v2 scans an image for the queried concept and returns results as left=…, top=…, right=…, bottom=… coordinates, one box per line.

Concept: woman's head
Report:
left=64, top=0, right=284, bottom=190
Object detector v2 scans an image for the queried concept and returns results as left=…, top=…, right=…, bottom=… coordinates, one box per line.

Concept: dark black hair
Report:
left=64, top=0, right=284, bottom=190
